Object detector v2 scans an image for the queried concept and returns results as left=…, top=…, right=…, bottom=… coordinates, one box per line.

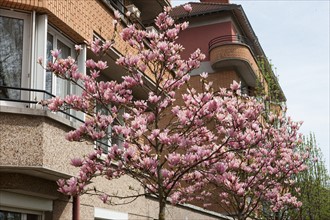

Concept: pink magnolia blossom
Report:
left=114, top=10, right=121, bottom=20
left=51, top=49, right=61, bottom=58
left=75, top=45, right=83, bottom=52
left=100, top=194, right=109, bottom=203
left=37, top=56, right=43, bottom=65
left=70, top=158, right=84, bottom=167
left=183, top=4, right=192, bottom=13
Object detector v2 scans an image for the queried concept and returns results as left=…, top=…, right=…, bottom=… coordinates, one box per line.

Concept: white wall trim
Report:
left=179, top=203, right=233, bottom=220
left=34, top=14, right=48, bottom=107
left=94, top=207, right=128, bottom=220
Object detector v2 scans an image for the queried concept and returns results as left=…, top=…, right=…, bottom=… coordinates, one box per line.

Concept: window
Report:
left=241, top=80, right=254, bottom=96
left=95, top=104, right=123, bottom=153
left=104, top=0, right=124, bottom=13
left=95, top=104, right=112, bottom=153
left=46, top=27, right=74, bottom=100
left=46, top=26, right=84, bottom=121
left=0, top=9, right=30, bottom=101
left=0, top=210, right=41, bottom=220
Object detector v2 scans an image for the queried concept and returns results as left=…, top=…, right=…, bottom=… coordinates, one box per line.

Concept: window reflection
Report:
left=0, top=16, right=23, bottom=100
left=45, top=33, right=54, bottom=98
left=0, top=210, right=40, bottom=220
left=56, top=40, right=71, bottom=99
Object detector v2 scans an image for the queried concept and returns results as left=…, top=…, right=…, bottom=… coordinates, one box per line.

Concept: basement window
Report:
left=0, top=210, right=41, bottom=220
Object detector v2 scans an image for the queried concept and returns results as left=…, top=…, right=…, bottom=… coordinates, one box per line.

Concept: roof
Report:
left=171, top=2, right=239, bottom=19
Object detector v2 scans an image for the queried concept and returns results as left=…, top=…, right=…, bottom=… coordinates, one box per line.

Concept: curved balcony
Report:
left=0, top=86, right=112, bottom=180
left=209, top=35, right=261, bottom=87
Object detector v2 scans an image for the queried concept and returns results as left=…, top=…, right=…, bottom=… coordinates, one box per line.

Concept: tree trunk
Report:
left=237, top=214, right=244, bottom=220
left=158, top=199, right=166, bottom=220
left=274, top=212, right=280, bottom=220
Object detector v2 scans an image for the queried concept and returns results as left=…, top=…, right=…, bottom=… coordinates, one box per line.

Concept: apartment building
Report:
left=0, top=0, right=286, bottom=219
left=172, top=0, right=286, bottom=107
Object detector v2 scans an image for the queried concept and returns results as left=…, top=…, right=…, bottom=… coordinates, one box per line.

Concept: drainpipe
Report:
left=72, top=195, right=80, bottom=220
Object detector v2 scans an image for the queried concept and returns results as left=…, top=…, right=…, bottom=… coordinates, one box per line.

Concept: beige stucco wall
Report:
left=0, top=113, right=44, bottom=166
left=0, top=111, right=91, bottom=175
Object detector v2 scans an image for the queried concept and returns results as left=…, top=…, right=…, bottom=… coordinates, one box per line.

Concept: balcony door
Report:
left=0, top=9, right=30, bottom=104
left=46, top=27, right=74, bottom=100
left=46, top=27, right=84, bottom=121
left=46, top=27, right=75, bottom=118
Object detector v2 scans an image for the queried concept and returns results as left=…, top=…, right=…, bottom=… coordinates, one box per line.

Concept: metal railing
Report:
left=208, top=35, right=257, bottom=55
left=0, top=85, right=84, bottom=122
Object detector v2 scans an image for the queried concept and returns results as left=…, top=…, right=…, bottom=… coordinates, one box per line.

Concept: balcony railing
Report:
left=209, top=35, right=257, bottom=57
left=0, top=85, right=110, bottom=152
left=0, top=85, right=83, bottom=121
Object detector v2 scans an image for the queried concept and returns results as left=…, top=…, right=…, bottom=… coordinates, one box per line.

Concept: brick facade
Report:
left=1, top=0, right=133, bottom=54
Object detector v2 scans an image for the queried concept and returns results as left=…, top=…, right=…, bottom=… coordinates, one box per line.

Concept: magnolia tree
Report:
left=261, top=134, right=330, bottom=220
left=183, top=110, right=308, bottom=220
left=40, top=5, right=308, bottom=220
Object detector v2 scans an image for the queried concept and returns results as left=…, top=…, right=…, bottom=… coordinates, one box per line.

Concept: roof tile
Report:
left=171, top=2, right=238, bottom=18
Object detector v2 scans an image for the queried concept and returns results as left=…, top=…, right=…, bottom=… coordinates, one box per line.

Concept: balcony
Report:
left=0, top=86, right=111, bottom=180
left=209, top=35, right=261, bottom=87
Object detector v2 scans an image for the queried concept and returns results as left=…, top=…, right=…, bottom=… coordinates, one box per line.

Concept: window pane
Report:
left=56, top=77, right=68, bottom=98
left=27, top=213, right=40, bottom=220
left=0, top=210, right=40, bottom=220
left=96, top=104, right=112, bottom=153
left=0, top=210, right=21, bottom=220
left=57, top=40, right=71, bottom=58
left=45, top=33, right=53, bottom=98
left=0, top=16, right=23, bottom=100
left=56, top=40, right=70, bottom=98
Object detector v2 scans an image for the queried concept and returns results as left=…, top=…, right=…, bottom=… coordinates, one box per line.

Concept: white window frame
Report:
left=47, top=26, right=75, bottom=99
left=46, top=26, right=85, bottom=121
left=0, top=9, right=31, bottom=106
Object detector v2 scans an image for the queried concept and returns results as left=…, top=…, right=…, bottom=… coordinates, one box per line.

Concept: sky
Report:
left=172, top=0, right=330, bottom=172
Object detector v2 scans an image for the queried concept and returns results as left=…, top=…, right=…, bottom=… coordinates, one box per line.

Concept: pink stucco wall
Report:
left=177, top=21, right=236, bottom=60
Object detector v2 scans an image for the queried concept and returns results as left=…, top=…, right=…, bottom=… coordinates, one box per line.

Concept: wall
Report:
left=177, top=21, right=235, bottom=60
left=0, top=0, right=134, bottom=56
left=0, top=111, right=91, bottom=175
